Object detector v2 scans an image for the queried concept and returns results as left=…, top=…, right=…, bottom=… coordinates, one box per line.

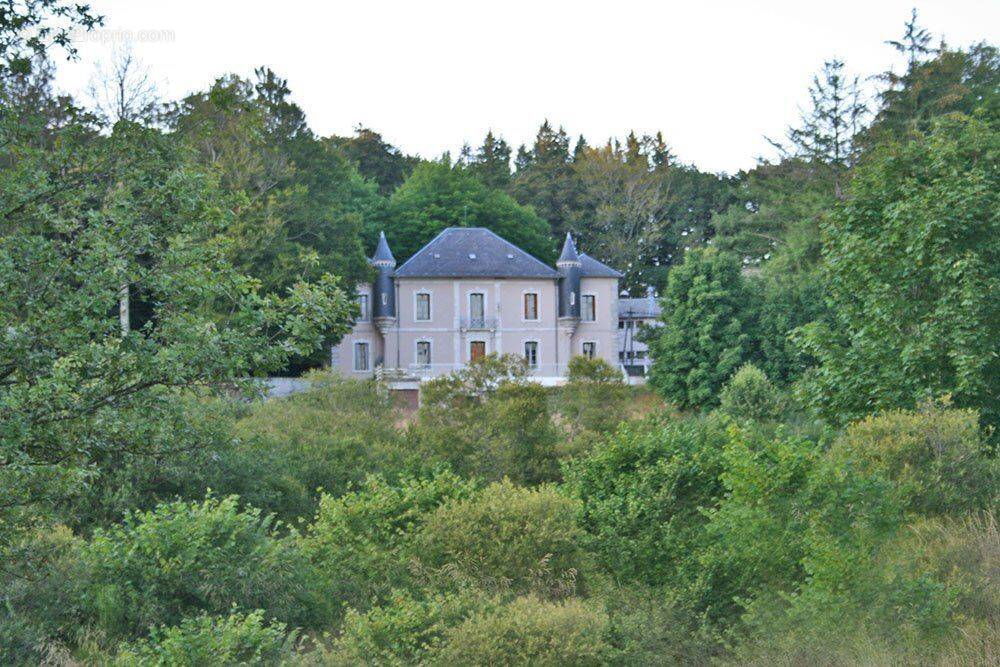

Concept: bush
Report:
left=830, top=400, right=997, bottom=515
left=557, top=356, right=629, bottom=437
left=78, top=496, right=326, bottom=643
left=114, top=611, right=298, bottom=666
left=696, top=424, right=821, bottom=621
left=327, top=589, right=491, bottom=666
left=412, top=481, right=585, bottom=598
left=302, top=471, right=476, bottom=618
left=563, top=415, right=730, bottom=585
left=412, top=355, right=561, bottom=484
left=231, top=374, right=413, bottom=522
left=429, top=596, right=612, bottom=666
left=717, top=363, right=785, bottom=422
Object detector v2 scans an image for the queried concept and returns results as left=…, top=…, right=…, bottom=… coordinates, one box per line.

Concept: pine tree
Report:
left=463, top=130, right=512, bottom=189
left=770, top=59, right=866, bottom=199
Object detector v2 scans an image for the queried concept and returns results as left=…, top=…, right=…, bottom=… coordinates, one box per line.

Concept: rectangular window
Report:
left=469, top=292, right=485, bottom=325
left=416, top=341, right=431, bottom=367
left=524, top=293, right=538, bottom=320
left=415, top=293, right=431, bottom=321
left=354, top=342, right=370, bottom=371
left=470, top=340, right=486, bottom=361
left=582, top=295, right=596, bottom=322
left=524, top=341, right=538, bottom=369
left=357, top=294, right=369, bottom=322
left=582, top=341, right=596, bottom=359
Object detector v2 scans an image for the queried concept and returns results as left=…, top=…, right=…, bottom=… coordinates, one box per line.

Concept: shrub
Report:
left=302, top=471, right=476, bottom=618
left=412, top=481, right=585, bottom=598
left=830, top=400, right=997, bottom=515
left=696, top=424, right=821, bottom=621
left=717, top=363, right=785, bottom=422
left=327, top=590, right=491, bottom=665
left=557, top=356, right=629, bottom=436
left=412, top=355, right=561, bottom=484
left=114, top=611, right=298, bottom=666
left=563, top=415, right=730, bottom=585
left=231, top=374, right=412, bottom=522
left=78, top=496, right=326, bottom=642
left=429, top=596, right=612, bottom=666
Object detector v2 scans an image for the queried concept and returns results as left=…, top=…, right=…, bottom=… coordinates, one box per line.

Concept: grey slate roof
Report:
left=557, top=233, right=580, bottom=264
left=394, top=228, right=561, bottom=279
left=619, top=297, right=661, bottom=319
left=579, top=253, right=624, bottom=278
left=371, top=231, right=396, bottom=265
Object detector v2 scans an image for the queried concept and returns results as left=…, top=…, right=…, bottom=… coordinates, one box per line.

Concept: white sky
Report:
left=53, top=0, right=999, bottom=174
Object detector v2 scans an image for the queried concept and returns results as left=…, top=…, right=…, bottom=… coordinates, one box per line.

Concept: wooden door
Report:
left=470, top=341, right=486, bottom=361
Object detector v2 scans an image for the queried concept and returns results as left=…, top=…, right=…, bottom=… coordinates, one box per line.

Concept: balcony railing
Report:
left=400, top=362, right=564, bottom=378
left=459, top=316, right=498, bottom=330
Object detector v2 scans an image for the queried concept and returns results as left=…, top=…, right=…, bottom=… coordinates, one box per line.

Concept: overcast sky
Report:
left=53, top=1, right=999, bottom=174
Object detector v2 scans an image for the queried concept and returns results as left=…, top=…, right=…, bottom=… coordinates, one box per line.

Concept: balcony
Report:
left=459, top=316, right=498, bottom=331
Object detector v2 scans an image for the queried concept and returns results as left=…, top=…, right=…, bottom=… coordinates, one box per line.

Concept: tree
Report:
left=87, top=44, right=158, bottom=125
left=769, top=59, right=866, bottom=199
left=327, top=125, right=419, bottom=195
left=510, top=120, right=579, bottom=238
left=716, top=364, right=785, bottom=422
left=413, top=355, right=561, bottom=484
left=0, top=0, right=101, bottom=76
left=864, top=10, right=999, bottom=144
left=413, top=481, right=585, bottom=598
left=167, top=72, right=377, bottom=300
left=572, top=140, right=672, bottom=291
left=431, top=596, right=612, bottom=666
left=385, top=161, right=554, bottom=263
left=461, top=130, right=513, bottom=189
left=78, top=496, right=328, bottom=641
left=647, top=248, right=754, bottom=409
left=0, top=120, right=353, bottom=555
left=795, top=114, right=1000, bottom=433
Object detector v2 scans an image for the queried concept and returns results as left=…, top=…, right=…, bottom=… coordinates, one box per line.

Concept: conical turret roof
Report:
left=557, top=232, right=580, bottom=265
left=371, top=231, right=396, bottom=265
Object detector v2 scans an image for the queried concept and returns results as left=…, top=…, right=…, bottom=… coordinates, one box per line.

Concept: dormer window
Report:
left=468, top=253, right=477, bottom=259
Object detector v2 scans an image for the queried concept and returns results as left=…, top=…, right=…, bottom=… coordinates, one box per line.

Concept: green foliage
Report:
left=327, top=126, right=420, bottom=196
left=231, top=374, right=413, bottom=522
left=413, top=481, right=585, bottom=598
left=557, top=356, right=629, bottom=441
left=385, top=160, right=553, bottom=262
left=413, top=355, right=562, bottom=484
left=327, top=589, right=491, bottom=666
left=302, top=471, right=476, bottom=618
left=795, top=114, right=1000, bottom=434
left=647, top=248, right=753, bottom=409
left=430, top=596, right=612, bottom=667
left=78, top=496, right=327, bottom=642
left=563, top=415, right=729, bottom=585
left=0, top=119, right=353, bottom=554
left=114, top=611, right=299, bottom=666
left=717, top=364, right=785, bottom=422
left=829, top=401, right=997, bottom=515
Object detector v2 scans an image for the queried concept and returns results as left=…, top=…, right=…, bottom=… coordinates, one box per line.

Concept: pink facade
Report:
left=330, top=229, right=622, bottom=382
